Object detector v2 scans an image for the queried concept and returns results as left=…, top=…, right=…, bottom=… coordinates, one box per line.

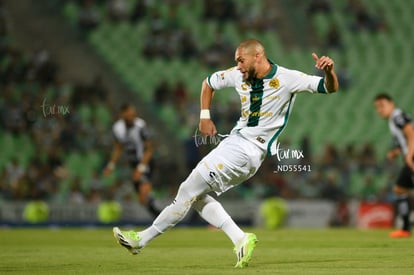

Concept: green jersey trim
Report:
left=267, top=94, right=295, bottom=156
left=264, top=62, right=278, bottom=79
left=207, top=75, right=213, bottom=89
left=317, top=78, right=327, bottom=93
left=247, top=79, right=265, bottom=127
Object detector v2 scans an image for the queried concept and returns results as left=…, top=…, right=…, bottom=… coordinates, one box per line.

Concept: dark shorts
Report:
left=396, top=165, right=414, bottom=189
left=129, top=160, right=151, bottom=191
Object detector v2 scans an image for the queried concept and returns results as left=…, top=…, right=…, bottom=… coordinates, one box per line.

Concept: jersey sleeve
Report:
left=112, top=123, right=122, bottom=143
left=136, top=118, right=151, bottom=141
left=284, top=69, right=327, bottom=94
left=393, top=112, right=412, bottom=129
left=206, top=67, right=239, bottom=90
left=140, top=123, right=150, bottom=141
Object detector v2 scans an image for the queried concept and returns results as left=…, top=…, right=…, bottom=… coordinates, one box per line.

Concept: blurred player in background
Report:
left=374, top=94, right=414, bottom=238
left=113, top=39, right=338, bottom=268
left=104, top=103, right=160, bottom=217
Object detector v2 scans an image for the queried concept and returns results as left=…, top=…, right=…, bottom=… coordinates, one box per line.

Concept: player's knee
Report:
left=192, top=195, right=214, bottom=212
left=173, top=184, right=198, bottom=212
left=192, top=197, right=206, bottom=213
left=172, top=169, right=212, bottom=215
left=194, top=199, right=230, bottom=228
left=168, top=195, right=196, bottom=222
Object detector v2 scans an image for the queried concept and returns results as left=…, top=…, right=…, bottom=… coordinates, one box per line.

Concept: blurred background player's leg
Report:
left=135, top=178, right=160, bottom=217
left=390, top=166, right=413, bottom=238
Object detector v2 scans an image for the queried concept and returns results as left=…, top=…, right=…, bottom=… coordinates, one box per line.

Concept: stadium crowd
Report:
left=0, top=0, right=398, bottom=208
left=0, top=0, right=116, bottom=202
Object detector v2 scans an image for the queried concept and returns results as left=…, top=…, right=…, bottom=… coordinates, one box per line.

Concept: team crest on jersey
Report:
left=269, top=78, right=280, bottom=89
left=241, top=96, right=247, bottom=103
left=219, top=72, right=225, bottom=80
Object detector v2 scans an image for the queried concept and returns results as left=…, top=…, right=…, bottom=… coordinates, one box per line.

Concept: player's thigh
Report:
left=195, top=135, right=265, bottom=192
left=175, top=169, right=213, bottom=202
left=395, top=165, right=414, bottom=193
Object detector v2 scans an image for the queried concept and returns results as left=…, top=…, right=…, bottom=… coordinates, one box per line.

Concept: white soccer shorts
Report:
left=195, top=133, right=266, bottom=195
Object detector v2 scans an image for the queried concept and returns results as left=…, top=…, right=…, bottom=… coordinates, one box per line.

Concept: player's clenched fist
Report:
left=199, top=119, right=217, bottom=136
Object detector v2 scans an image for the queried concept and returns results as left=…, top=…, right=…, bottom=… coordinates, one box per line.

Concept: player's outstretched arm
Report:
left=312, top=53, right=339, bottom=93
left=103, top=141, right=123, bottom=176
left=199, top=79, right=217, bottom=136
left=133, top=139, right=153, bottom=181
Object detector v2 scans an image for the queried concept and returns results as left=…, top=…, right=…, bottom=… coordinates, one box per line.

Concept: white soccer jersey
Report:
left=112, top=117, right=149, bottom=162
left=207, top=61, right=328, bottom=156
left=389, top=108, right=412, bottom=156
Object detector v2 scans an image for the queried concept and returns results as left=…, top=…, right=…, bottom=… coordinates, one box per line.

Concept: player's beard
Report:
left=245, top=66, right=257, bottom=83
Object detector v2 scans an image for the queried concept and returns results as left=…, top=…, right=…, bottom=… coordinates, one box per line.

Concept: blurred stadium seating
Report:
left=62, top=0, right=414, bottom=155
left=1, top=0, right=413, bottom=205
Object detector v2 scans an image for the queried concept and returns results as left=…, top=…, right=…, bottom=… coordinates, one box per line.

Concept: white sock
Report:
left=139, top=226, right=161, bottom=247
left=193, top=195, right=245, bottom=245
left=221, top=218, right=246, bottom=245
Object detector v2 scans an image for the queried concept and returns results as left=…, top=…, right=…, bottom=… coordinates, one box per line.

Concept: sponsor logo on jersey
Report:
left=267, top=95, right=281, bottom=101
left=256, top=136, right=266, bottom=143
left=250, top=111, right=273, bottom=117
left=241, top=109, right=273, bottom=118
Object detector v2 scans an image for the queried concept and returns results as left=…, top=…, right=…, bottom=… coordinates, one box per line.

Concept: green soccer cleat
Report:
left=234, top=233, right=258, bottom=268
left=113, top=227, right=142, bottom=255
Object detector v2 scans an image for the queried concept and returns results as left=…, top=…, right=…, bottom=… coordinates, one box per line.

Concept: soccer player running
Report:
left=374, top=94, right=414, bottom=238
left=104, top=103, right=160, bottom=217
left=113, top=39, right=338, bottom=268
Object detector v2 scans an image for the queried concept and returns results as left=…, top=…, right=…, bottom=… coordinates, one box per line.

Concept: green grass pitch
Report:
left=0, top=227, right=413, bottom=274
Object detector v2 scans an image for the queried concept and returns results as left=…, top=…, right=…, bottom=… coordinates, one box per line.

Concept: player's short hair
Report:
left=374, top=93, right=393, bottom=102
left=120, top=103, right=134, bottom=112
left=238, top=39, right=265, bottom=55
